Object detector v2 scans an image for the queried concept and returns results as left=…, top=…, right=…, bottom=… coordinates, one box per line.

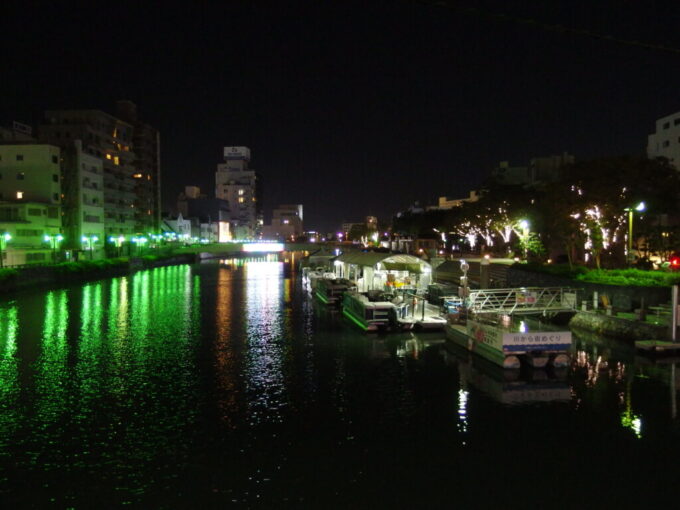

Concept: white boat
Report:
left=446, top=315, right=571, bottom=369
left=341, top=291, right=416, bottom=332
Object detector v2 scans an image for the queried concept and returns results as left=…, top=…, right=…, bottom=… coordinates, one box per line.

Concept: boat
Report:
left=315, top=277, right=354, bottom=306
left=446, top=315, right=571, bottom=369
left=342, top=290, right=415, bottom=332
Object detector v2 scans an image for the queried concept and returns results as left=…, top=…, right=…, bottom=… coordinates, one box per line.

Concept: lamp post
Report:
left=131, top=236, right=148, bottom=255
left=109, top=235, right=125, bottom=257
left=626, top=201, right=645, bottom=265
left=44, top=233, right=64, bottom=262
left=0, top=232, right=11, bottom=268
left=518, top=220, right=530, bottom=259
left=81, top=235, right=99, bottom=259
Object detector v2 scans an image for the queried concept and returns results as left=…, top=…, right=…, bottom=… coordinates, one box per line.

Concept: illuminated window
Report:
left=106, top=154, right=112, bottom=160
left=16, top=191, right=24, bottom=199
left=113, top=156, right=120, bottom=165
left=283, top=219, right=289, bottom=224
left=133, top=173, right=143, bottom=178
left=238, top=189, right=244, bottom=196
left=147, top=174, right=151, bottom=181
left=238, top=197, right=245, bottom=203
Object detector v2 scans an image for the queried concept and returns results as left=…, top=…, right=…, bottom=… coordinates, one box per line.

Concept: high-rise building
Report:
left=648, top=111, right=680, bottom=169
left=60, top=140, right=105, bottom=256
left=215, top=146, right=262, bottom=238
left=116, top=100, right=161, bottom=231
left=40, top=109, right=137, bottom=238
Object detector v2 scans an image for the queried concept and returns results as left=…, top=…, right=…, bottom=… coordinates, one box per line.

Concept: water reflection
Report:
left=244, top=261, right=287, bottom=426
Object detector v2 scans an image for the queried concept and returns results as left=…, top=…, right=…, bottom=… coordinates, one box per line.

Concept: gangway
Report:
left=444, top=287, right=578, bottom=316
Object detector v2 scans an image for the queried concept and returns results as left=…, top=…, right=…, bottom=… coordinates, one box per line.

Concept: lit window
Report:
left=283, top=219, right=289, bottom=224
left=106, top=154, right=112, bottom=160
left=113, top=156, right=120, bottom=165
left=16, top=191, right=23, bottom=199
left=238, top=189, right=244, bottom=196
left=238, top=197, right=245, bottom=203
left=133, top=173, right=143, bottom=178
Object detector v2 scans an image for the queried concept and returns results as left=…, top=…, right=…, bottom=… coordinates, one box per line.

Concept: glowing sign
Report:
left=218, top=221, right=231, bottom=242
left=242, top=243, right=284, bottom=253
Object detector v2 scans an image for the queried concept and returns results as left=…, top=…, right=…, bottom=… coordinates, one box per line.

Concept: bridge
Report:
left=447, top=287, right=579, bottom=316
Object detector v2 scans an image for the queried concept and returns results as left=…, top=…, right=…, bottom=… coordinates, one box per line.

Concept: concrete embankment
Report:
left=0, top=253, right=199, bottom=295
left=569, top=311, right=668, bottom=341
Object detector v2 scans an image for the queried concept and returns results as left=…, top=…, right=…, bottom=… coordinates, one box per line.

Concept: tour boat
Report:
left=445, top=315, right=571, bottom=369
left=315, top=277, right=354, bottom=306
left=342, top=291, right=394, bottom=331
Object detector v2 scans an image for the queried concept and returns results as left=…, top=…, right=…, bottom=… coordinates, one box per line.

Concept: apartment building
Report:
left=215, top=146, right=262, bottom=239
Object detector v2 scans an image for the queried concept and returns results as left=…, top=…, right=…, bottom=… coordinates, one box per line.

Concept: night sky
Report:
left=3, top=0, right=680, bottom=232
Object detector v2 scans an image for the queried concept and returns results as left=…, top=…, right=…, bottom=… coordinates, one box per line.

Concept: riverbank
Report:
left=0, top=252, right=199, bottom=295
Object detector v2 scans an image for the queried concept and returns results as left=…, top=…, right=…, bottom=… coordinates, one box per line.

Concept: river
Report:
left=1, top=260, right=679, bottom=507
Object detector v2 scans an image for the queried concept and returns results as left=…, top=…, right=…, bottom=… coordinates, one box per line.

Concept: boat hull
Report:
left=446, top=319, right=571, bottom=369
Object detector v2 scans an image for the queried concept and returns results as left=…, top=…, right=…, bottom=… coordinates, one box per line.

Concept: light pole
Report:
left=109, top=235, right=125, bottom=257
left=81, top=235, right=99, bottom=259
left=626, top=202, right=645, bottom=265
left=131, top=236, right=148, bottom=255
left=44, top=234, right=64, bottom=262
left=0, top=232, right=11, bottom=268
left=518, top=220, right=530, bottom=259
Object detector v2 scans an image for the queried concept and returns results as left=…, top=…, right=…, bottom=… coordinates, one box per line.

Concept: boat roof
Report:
left=335, top=252, right=430, bottom=272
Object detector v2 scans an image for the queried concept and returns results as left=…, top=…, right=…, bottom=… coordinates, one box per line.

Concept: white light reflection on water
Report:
left=244, top=261, right=287, bottom=425
left=457, top=388, right=469, bottom=445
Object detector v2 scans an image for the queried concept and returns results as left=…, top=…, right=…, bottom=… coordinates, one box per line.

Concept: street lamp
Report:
left=0, top=232, right=11, bottom=268
left=44, top=233, right=64, bottom=262
left=518, top=220, right=530, bottom=258
left=81, top=235, right=99, bottom=259
left=109, top=235, right=125, bottom=256
left=626, top=201, right=645, bottom=264
left=131, top=236, right=149, bottom=254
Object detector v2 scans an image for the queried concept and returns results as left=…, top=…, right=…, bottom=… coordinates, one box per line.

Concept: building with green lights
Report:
left=0, top=143, right=63, bottom=265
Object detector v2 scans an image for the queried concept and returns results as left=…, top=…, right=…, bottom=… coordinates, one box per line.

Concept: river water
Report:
left=1, top=260, right=679, bottom=507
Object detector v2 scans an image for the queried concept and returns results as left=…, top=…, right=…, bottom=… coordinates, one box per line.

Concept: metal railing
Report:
left=443, top=287, right=579, bottom=315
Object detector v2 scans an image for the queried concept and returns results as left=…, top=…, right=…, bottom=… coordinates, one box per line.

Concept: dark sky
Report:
left=3, top=0, right=680, bottom=232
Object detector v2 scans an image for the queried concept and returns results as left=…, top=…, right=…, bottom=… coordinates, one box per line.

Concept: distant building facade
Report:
left=215, top=146, right=262, bottom=239
left=491, top=152, right=574, bottom=186
left=435, top=190, right=482, bottom=210
left=115, top=100, right=162, bottom=231
left=261, top=204, right=303, bottom=240
left=39, top=108, right=137, bottom=238
left=648, top=111, right=680, bottom=169
left=0, top=143, right=63, bottom=265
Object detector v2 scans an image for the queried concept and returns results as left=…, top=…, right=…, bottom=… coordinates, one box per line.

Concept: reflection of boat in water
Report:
left=342, top=290, right=416, bottom=332
left=444, top=342, right=571, bottom=405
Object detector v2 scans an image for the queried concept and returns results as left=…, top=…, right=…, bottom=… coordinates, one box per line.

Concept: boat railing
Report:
left=441, top=287, right=579, bottom=316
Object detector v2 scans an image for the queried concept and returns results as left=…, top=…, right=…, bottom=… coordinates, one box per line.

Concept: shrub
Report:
left=518, top=263, right=680, bottom=287
left=0, top=268, right=18, bottom=283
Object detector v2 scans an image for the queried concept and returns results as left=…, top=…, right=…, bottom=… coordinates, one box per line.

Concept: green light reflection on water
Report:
left=0, top=305, right=19, bottom=446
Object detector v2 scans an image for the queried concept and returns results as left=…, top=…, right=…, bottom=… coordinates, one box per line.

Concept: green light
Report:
left=342, top=308, right=369, bottom=331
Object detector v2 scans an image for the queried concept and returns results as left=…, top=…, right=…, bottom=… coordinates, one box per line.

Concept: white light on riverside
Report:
left=242, top=242, right=284, bottom=253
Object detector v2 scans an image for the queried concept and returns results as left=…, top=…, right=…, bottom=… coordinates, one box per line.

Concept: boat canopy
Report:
left=335, top=252, right=430, bottom=273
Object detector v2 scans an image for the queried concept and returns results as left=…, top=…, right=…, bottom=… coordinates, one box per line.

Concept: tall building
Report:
left=60, top=140, right=105, bottom=255
left=116, top=100, right=161, bottom=231
left=40, top=109, right=137, bottom=239
left=215, top=146, right=262, bottom=239
left=491, top=152, right=574, bottom=186
left=648, top=111, right=680, bottom=169
left=0, top=143, right=63, bottom=265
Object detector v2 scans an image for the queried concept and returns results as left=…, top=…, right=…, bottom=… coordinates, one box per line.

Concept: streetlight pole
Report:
left=0, top=233, right=11, bottom=268
left=626, top=202, right=645, bottom=265
left=44, top=234, right=64, bottom=262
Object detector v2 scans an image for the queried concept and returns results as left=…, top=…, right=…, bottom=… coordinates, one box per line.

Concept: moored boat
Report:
left=315, top=277, right=354, bottom=306
left=446, top=316, right=571, bottom=369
